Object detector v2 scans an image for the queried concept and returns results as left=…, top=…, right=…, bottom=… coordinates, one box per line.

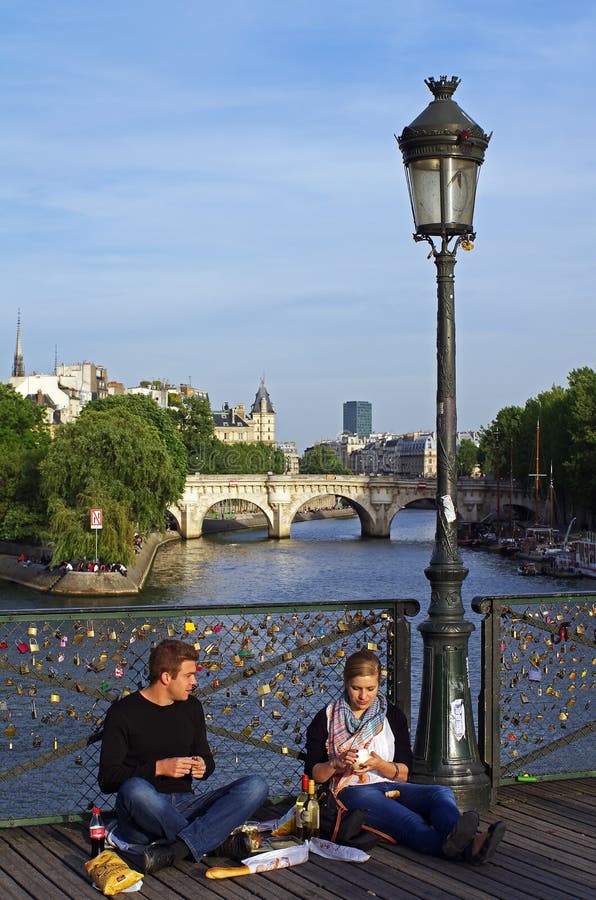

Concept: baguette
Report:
left=206, top=865, right=251, bottom=879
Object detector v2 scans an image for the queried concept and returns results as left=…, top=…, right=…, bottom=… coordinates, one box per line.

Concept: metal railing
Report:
left=0, top=598, right=419, bottom=826
left=472, top=591, right=596, bottom=800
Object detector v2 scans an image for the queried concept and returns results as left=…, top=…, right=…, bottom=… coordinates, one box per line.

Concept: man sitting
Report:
left=98, top=639, right=268, bottom=873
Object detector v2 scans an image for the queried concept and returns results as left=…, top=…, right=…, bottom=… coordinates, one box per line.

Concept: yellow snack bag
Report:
left=271, top=804, right=296, bottom=836
left=84, top=849, right=143, bottom=896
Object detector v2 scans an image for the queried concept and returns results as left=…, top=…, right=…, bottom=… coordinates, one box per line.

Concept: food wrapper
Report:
left=206, top=841, right=308, bottom=879
left=84, top=850, right=143, bottom=896
left=270, top=804, right=297, bottom=836
left=309, top=837, right=370, bottom=862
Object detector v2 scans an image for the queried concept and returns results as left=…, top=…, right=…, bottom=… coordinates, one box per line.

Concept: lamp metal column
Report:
left=397, top=76, right=492, bottom=809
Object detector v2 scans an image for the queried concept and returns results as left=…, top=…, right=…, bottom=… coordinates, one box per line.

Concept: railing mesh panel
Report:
left=474, top=592, right=595, bottom=784
left=0, top=600, right=414, bottom=825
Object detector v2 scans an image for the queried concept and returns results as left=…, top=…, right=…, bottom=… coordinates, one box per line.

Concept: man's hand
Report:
left=155, top=756, right=196, bottom=778
left=190, top=756, right=206, bottom=779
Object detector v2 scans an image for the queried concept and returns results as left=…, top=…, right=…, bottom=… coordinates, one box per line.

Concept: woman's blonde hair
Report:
left=343, top=649, right=381, bottom=684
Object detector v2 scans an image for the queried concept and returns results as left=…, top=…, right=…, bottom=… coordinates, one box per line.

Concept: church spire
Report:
left=12, top=310, right=25, bottom=378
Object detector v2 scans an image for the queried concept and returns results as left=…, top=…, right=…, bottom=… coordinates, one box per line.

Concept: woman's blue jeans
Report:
left=114, top=774, right=268, bottom=861
left=339, top=781, right=461, bottom=856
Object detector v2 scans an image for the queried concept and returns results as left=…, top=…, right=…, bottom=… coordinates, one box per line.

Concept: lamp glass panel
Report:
left=407, top=159, right=441, bottom=230
left=442, top=157, right=478, bottom=229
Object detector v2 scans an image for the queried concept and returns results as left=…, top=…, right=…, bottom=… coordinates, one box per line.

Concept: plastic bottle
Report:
left=89, top=807, right=106, bottom=857
left=295, top=774, right=309, bottom=839
left=303, top=779, right=320, bottom=839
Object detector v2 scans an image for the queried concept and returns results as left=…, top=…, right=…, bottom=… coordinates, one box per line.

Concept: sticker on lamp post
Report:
left=90, top=508, right=102, bottom=563
left=451, top=698, right=466, bottom=741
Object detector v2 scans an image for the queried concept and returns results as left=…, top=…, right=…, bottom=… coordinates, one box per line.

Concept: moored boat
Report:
left=567, top=533, right=596, bottom=579
left=517, top=562, right=538, bottom=576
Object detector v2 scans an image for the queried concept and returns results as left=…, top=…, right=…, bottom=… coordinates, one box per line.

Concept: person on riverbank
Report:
left=305, top=649, right=505, bottom=864
left=98, top=639, right=268, bottom=874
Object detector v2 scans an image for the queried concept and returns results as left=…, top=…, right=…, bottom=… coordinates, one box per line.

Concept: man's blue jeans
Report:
left=114, top=774, right=268, bottom=861
left=339, top=781, right=461, bottom=856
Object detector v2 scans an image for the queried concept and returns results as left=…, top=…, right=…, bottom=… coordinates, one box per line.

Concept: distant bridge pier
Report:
left=269, top=503, right=291, bottom=539
left=174, top=503, right=202, bottom=539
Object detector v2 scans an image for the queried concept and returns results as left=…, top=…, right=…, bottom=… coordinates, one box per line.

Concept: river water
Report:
left=3, top=509, right=589, bottom=725
left=1, top=509, right=580, bottom=612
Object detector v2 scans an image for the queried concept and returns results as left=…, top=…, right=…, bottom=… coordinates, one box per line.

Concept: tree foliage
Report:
left=85, top=393, right=187, bottom=490
left=0, top=384, right=50, bottom=542
left=0, top=383, right=49, bottom=449
left=48, top=492, right=133, bottom=565
left=41, top=407, right=183, bottom=562
left=456, top=438, right=479, bottom=476
left=300, top=445, right=352, bottom=475
left=478, top=368, right=596, bottom=526
left=188, top=439, right=286, bottom=474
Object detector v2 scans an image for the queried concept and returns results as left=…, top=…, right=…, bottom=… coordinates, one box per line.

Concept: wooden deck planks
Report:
left=0, top=778, right=594, bottom=900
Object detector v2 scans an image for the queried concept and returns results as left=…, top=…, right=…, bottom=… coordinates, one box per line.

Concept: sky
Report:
left=1, top=1, right=594, bottom=452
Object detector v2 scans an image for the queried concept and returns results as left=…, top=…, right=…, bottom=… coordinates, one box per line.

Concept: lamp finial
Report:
left=424, top=76, right=461, bottom=100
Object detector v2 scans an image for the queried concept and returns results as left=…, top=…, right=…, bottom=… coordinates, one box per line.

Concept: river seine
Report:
left=3, top=509, right=589, bottom=723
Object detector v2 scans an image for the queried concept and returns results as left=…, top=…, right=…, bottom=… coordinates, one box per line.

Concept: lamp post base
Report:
left=411, top=562, right=491, bottom=811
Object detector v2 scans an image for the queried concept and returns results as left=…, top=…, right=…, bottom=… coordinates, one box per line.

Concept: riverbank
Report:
left=0, top=508, right=356, bottom=596
left=0, top=530, right=179, bottom=596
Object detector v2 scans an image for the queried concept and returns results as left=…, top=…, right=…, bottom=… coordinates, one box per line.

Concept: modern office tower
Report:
left=343, top=401, right=372, bottom=438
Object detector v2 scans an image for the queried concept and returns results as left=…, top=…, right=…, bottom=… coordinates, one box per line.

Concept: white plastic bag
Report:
left=309, top=837, right=370, bottom=863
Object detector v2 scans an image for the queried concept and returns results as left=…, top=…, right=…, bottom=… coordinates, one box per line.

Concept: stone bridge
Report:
left=169, top=474, right=532, bottom=539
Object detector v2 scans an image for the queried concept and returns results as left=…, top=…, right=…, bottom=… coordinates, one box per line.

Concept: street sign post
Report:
left=90, top=509, right=102, bottom=562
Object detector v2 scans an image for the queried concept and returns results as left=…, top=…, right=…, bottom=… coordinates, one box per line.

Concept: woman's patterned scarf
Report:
left=327, top=690, right=387, bottom=759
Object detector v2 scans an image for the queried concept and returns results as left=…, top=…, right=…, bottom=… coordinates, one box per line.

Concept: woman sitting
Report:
left=305, top=649, right=505, bottom=863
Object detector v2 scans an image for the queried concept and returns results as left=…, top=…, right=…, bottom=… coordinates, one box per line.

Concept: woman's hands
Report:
left=318, top=750, right=408, bottom=784
left=333, top=748, right=360, bottom=771
left=351, top=751, right=403, bottom=782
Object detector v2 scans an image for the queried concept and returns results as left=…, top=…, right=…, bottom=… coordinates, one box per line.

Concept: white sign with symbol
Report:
left=90, top=509, right=103, bottom=530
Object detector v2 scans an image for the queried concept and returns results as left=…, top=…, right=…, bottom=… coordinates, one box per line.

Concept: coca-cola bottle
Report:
left=89, top=807, right=106, bottom=857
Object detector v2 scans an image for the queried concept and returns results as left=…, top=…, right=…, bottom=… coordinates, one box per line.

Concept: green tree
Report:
left=48, top=493, right=132, bottom=565
left=0, top=383, right=49, bottom=450
left=299, top=445, right=351, bottom=475
left=0, top=384, right=50, bottom=542
left=563, top=367, right=596, bottom=515
left=478, top=406, right=523, bottom=476
left=456, top=439, right=479, bottom=476
left=85, top=393, right=186, bottom=491
left=41, top=408, right=183, bottom=562
left=480, top=367, right=596, bottom=527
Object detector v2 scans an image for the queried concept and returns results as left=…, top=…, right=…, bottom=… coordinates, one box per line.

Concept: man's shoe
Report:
left=442, top=810, right=480, bottom=858
left=143, top=840, right=176, bottom=874
left=207, top=831, right=252, bottom=861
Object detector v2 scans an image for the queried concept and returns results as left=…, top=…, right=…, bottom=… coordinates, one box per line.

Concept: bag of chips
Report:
left=84, top=850, right=143, bottom=895
left=270, top=804, right=298, bottom=836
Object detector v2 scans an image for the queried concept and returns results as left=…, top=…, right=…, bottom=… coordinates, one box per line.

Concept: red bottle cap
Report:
left=302, top=775, right=309, bottom=790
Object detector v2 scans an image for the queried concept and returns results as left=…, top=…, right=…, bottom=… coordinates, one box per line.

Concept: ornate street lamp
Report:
left=397, top=76, right=492, bottom=809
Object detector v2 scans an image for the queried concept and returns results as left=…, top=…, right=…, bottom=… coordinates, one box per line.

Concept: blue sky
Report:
left=1, top=1, right=594, bottom=451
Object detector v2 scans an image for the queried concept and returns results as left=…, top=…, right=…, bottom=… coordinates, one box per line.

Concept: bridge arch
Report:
left=286, top=492, right=378, bottom=538
left=171, top=490, right=275, bottom=539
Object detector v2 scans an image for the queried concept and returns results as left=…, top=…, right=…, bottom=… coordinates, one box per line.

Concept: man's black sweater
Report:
left=98, top=691, right=215, bottom=795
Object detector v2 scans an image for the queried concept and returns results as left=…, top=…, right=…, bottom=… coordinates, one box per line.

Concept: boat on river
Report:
left=573, top=534, right=596, bottom=578
left=550, top=533, right=596, bottom=579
